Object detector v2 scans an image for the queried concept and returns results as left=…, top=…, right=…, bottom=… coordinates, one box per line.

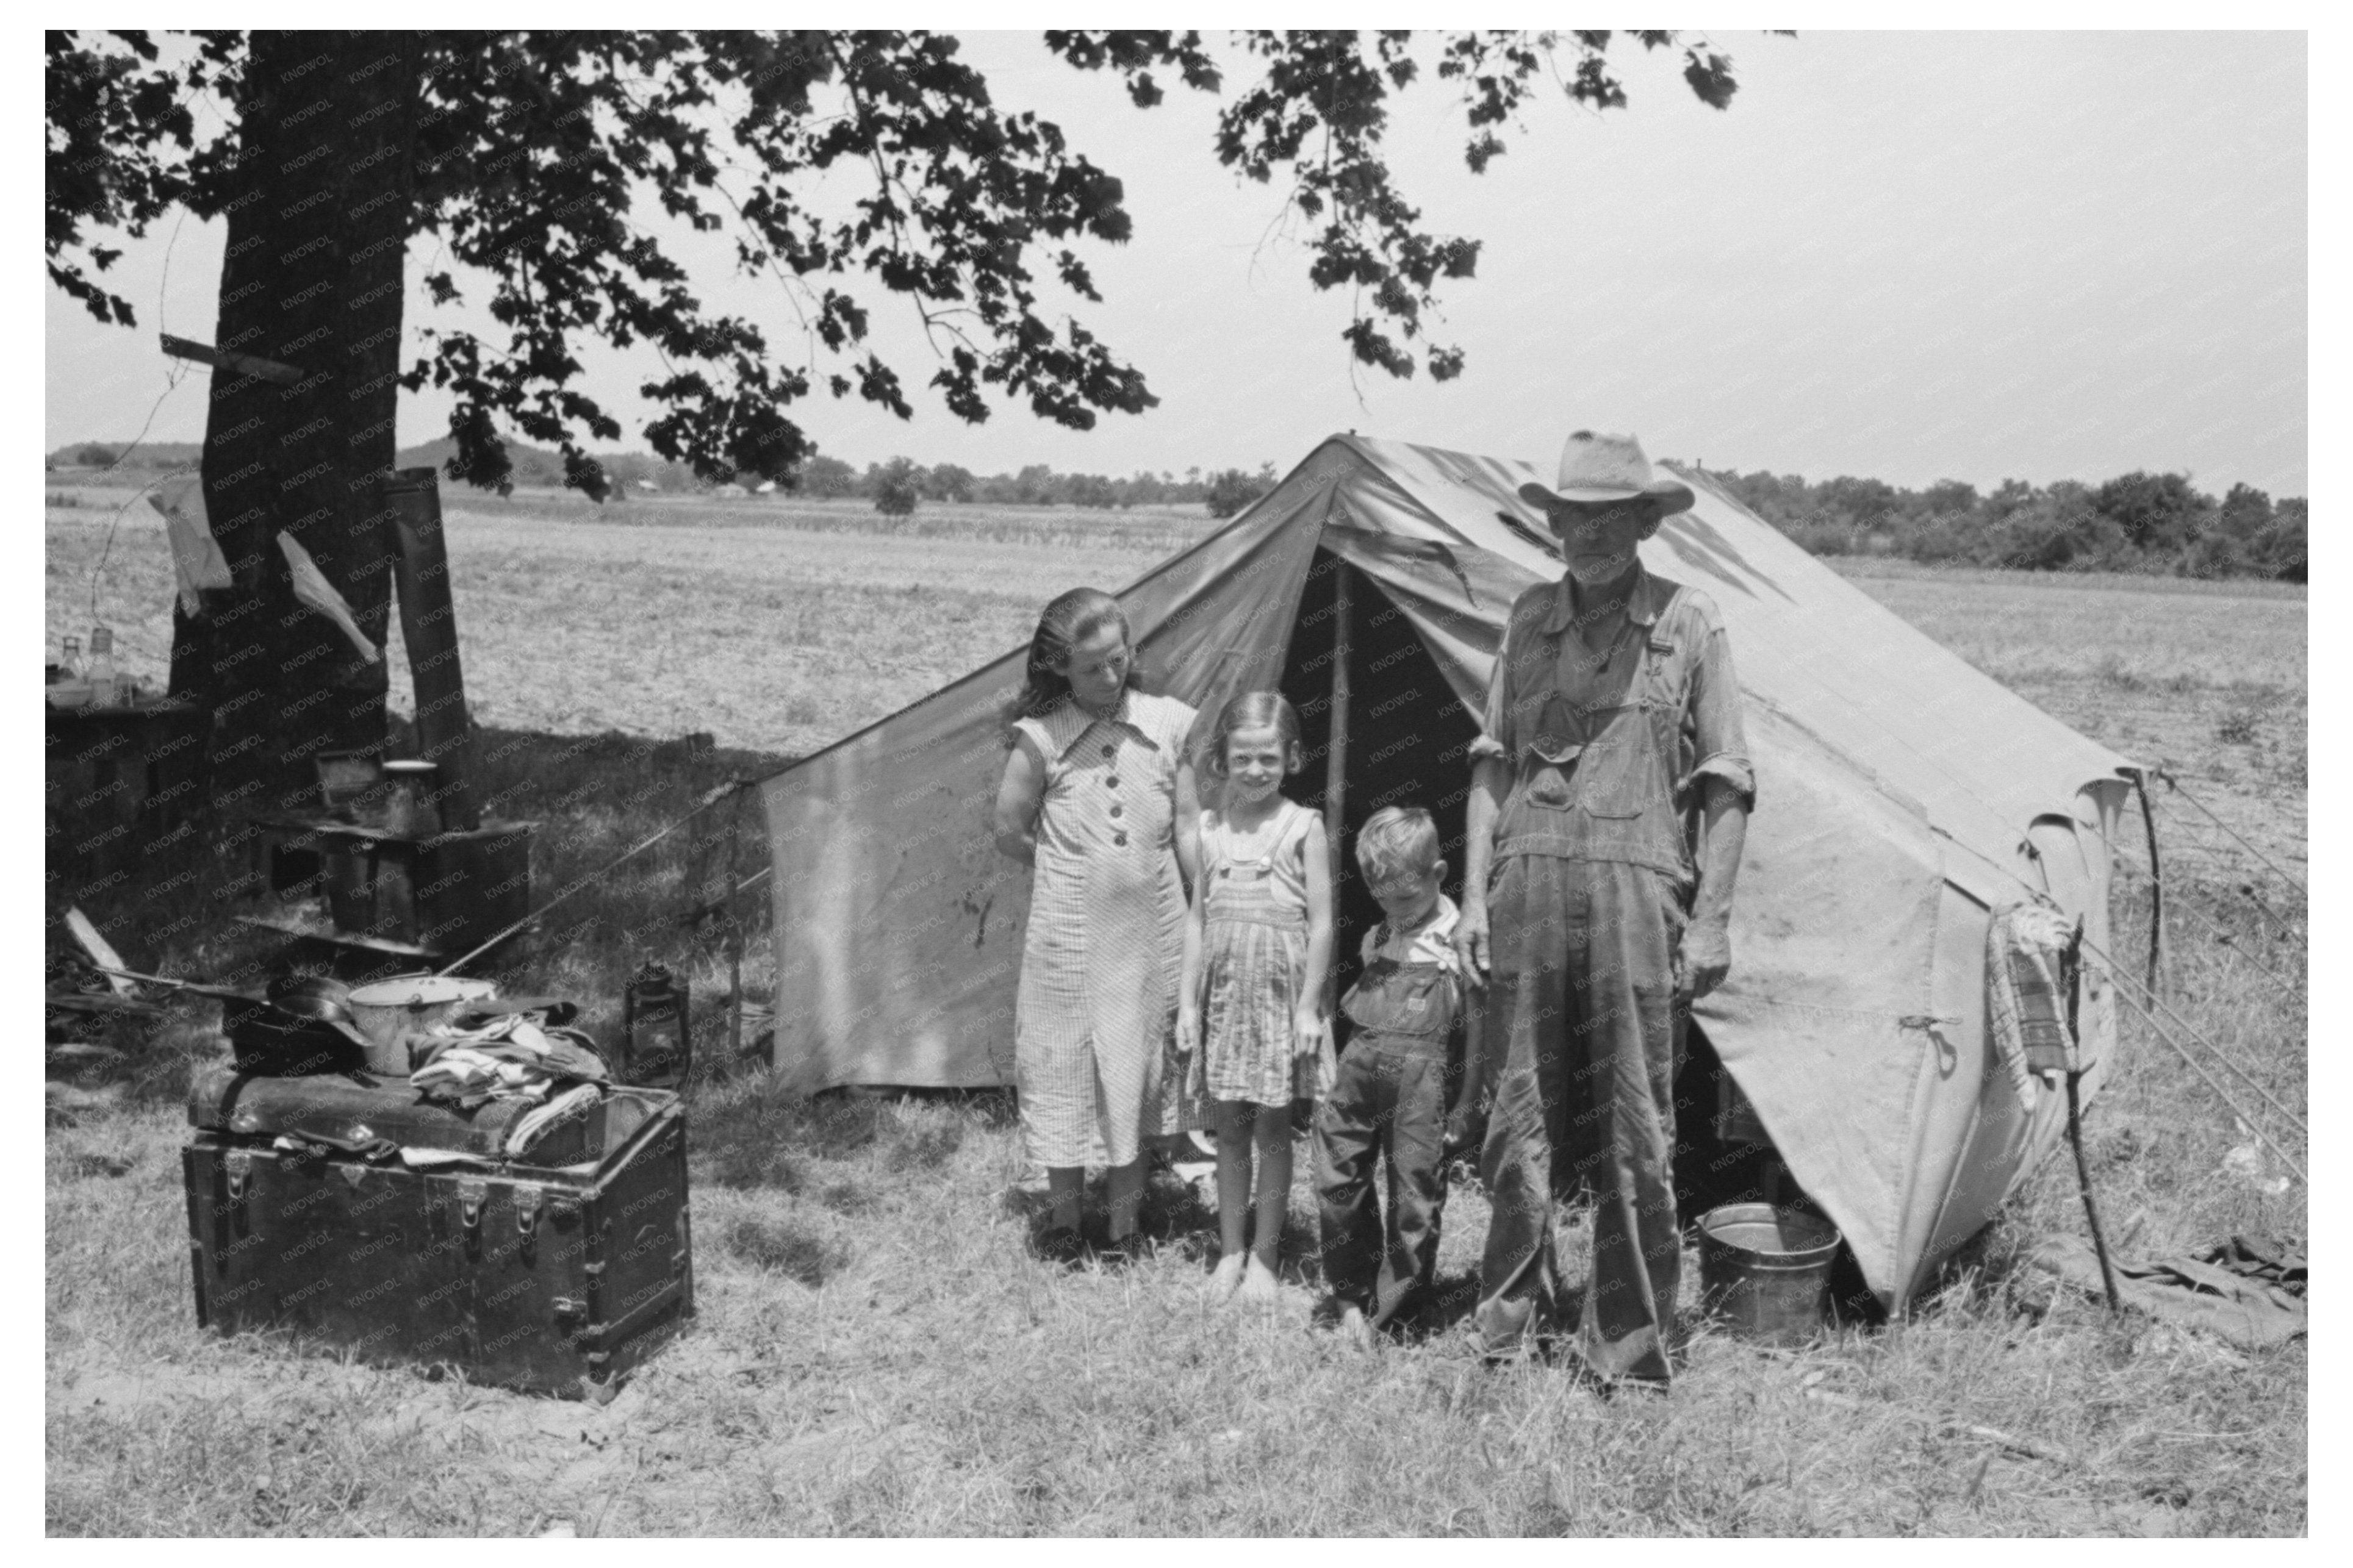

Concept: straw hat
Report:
left=1518, top=430, right=1694, bottom=516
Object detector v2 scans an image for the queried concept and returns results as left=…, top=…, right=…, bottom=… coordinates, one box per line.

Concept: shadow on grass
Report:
left=691, top=1081, right=886, bottom=1190
left=719, top=1213, right=847, bottom=1287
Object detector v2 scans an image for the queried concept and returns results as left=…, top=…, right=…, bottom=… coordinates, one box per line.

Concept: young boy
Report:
left=1312, top=806, right=1486, bottom=1348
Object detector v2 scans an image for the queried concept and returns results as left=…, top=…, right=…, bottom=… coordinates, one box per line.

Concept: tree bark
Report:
left=181, top=31, right=422, bottom=849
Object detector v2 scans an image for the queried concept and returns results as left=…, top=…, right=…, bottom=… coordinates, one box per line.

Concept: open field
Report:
left=45, top=490, right=2305, bottom=1534
left=1827, top=556, right=2307, bottom=884
left=47, top=483, right=2305, bottom=879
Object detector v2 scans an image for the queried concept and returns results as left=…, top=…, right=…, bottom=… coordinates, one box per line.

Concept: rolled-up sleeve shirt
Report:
left=1470, top=564, right=1755, bottom=831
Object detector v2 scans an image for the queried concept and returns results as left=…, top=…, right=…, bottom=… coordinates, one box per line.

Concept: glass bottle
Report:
left=86, top=626, right=118, bottom=707
left=59, top=635, right=84, bottom=683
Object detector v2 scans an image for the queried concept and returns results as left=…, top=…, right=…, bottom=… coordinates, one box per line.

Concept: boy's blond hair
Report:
left=1355, top=806, right=1442, bottom=884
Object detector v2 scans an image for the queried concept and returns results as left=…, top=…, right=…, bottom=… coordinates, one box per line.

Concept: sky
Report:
left=43, top=29, right=2309, bottom=498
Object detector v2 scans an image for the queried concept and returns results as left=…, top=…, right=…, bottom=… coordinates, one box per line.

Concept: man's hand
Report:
left=1453, top=899, right=1491, bottom=989
left=1174, top=1003, right=1201, bottom=1058
left=1675, top=918, right=1733, bottom=999
left=1443, top=1103, right=1485, bottom=1161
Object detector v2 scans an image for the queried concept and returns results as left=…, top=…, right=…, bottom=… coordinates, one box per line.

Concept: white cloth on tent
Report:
left=1011, top=689, right=1199, bottom=1169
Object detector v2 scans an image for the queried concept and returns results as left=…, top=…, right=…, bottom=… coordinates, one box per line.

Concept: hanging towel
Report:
left=149, top=477, right=232, bottom=615
left=1987, top=898, right=2080, bottom=1100
left=276, top=531, right=381, bottom=662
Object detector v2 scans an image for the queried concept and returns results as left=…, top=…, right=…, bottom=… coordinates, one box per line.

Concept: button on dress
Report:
left=1011, top=690, right=1201, bottom=1169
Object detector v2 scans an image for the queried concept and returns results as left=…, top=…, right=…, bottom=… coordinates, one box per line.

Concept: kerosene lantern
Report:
left=620, top=959, right=691, bottom=1089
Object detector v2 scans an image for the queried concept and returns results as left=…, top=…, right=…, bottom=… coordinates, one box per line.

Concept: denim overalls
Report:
left=1313, top=913, right=1464, bottom=1331
left=1473, top=571, right=1751, bottom=1383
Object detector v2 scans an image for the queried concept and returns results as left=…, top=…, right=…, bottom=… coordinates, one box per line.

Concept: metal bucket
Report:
left=1697, top=1203, right=1842, bottom=1345
left=347, top=975, right=495, bottom=1074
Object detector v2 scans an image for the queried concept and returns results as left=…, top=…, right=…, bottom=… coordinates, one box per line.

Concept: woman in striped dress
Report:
left=993, top=589, right=1201, bottom=1262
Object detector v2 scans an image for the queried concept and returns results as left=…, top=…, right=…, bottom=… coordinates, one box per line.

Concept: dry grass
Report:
left=480, top=486, right=1216, bottom=553
left=44, top=489, right=2305, bottom=1536
left=46, top=485, right=1190, bottom=760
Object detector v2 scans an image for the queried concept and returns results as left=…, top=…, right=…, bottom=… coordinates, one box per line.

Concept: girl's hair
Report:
left=1206, top=690, right=1303, bottom=777
left=1005, top=587, right=1142, bottom=725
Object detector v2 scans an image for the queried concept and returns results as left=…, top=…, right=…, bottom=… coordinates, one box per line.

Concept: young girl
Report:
left=1176, top=691, right=1335, bottom=1305
left=994, top=588, right=1201, bottom=1263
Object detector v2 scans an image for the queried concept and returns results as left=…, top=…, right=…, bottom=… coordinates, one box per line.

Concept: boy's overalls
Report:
left=1313, top=920, right=1462, bottom=1331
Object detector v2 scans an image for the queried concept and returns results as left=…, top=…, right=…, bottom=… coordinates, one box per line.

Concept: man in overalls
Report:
left=1454, top=430, right=1755, bottom=1385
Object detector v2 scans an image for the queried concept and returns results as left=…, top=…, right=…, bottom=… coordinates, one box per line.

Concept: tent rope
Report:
left=2089, top=945, right=2308, bottom=1137
left=435, top=775, right=756, bottom=976
left=2094, top=979, right=2305, bottom=1184
left=2233, top=878, right=2303, bottom=939
left=2138, top=887, right=2304, bottom=992
left=684, top=862, right=771, bottom=923
left=2150, top=769, right=2306, bottom=900
left=2081, top=934, right=2308, bottom=1151
left=2107, top=851, right=2304, bottom=975
left=2112, top=850, right=2304, bottom=950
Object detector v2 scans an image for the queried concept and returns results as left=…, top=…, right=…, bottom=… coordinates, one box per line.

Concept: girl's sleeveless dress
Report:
left=1196, top=798, right=1322, bottom=1108
left=1012, top=689, right=1201, bottom=1170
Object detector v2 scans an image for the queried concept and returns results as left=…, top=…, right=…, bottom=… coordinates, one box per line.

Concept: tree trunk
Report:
left=179, top=32, right=422, bottom=853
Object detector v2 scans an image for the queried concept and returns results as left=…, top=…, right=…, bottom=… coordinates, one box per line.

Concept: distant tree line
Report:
left=1703, top=467, right=2307, bottom=583
left=48, top=435, right=1281, bottom=518
left=794, top=455, right=1279, bottom=517
left=48, top=437, right=2301, bottom=580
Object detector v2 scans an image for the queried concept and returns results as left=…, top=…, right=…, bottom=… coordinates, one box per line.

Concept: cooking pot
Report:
left=346, top=975, right=497, bottom=1073
left=266, top=973, right=354, bottom=1024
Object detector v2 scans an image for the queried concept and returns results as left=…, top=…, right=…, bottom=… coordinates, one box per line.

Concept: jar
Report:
left=381, top=761, right=442, bottom=839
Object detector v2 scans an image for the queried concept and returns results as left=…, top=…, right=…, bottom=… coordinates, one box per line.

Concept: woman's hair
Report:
left=1356, top=806, right=1442, bottom=884
left=1005, top=587, right=1141, bottom=726
left=1206, top=689, right=1303, bottom=777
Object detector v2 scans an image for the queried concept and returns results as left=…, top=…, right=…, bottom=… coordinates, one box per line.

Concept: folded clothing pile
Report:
left=408, top=1011, right=609, bottom=1109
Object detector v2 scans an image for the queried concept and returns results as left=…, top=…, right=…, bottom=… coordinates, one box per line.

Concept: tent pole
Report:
left=1324, top=559, right=1352, bottom=1015
left=2131, top=768, right=2164, bottom=1006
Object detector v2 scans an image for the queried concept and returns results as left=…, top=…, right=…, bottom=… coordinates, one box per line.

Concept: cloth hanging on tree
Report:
left=149, top=477, right=232, bottom=615
left=275, top=531, right=380, bottom=663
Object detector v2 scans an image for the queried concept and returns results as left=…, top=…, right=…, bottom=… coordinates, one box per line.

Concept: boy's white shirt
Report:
left=1359, top=893, right=1462, bottom=973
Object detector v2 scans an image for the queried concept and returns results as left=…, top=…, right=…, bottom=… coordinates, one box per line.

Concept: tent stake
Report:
left=2065, top=1070, right=2124, bottom=1316
left=1323, top=559, right=1352, bottom=1014
left=2130, top=768, right=2164, bottom=1005
left=726, top=786, right=747, bottom=1062
left=2061, top=927, right=2122, bottom=1316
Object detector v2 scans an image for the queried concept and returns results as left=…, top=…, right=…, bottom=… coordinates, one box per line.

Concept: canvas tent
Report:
left=760, top=434, right=2139, bottom=1308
